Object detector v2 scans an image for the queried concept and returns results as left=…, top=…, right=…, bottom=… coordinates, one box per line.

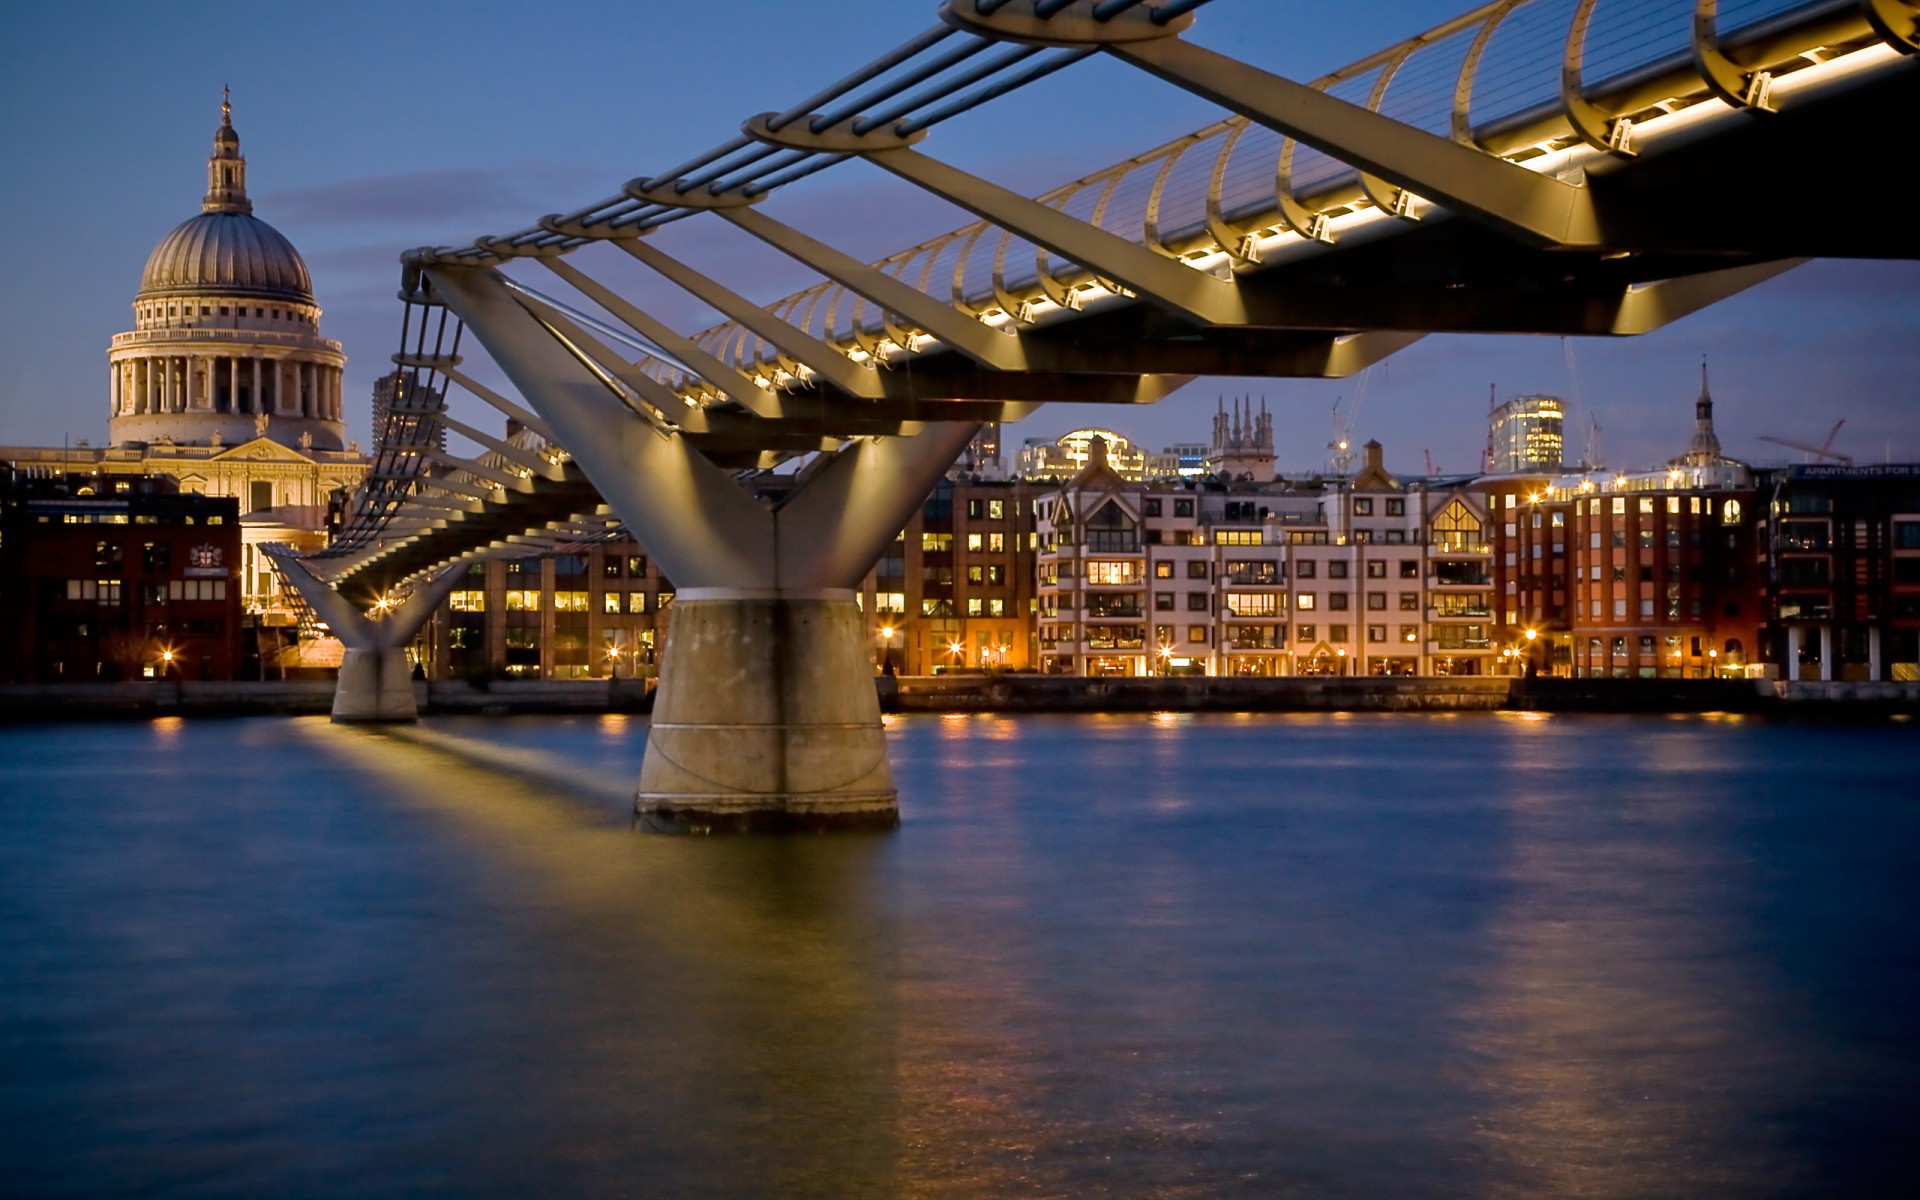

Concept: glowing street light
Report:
left=878, top=624, right=897, bottom=675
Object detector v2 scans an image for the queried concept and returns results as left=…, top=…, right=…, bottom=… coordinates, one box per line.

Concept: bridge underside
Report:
left=284, top=0, right=1918, bottom=827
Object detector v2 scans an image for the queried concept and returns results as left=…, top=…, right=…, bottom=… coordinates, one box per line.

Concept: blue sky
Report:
left=2, top=0, right=1914, bottom=475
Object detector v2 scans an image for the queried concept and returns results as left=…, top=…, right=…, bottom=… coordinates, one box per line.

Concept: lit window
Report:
left=1296, top=593, right=1316, bottom=611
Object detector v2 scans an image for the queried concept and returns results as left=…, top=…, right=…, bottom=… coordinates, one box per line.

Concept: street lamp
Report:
left=879, top=624, right=897, bottom=675
left=1157, top=642, right=1173, bottom=677
left=604, top=643, right=621, bottom=680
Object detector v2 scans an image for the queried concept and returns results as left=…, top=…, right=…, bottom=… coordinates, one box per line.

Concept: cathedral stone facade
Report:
left=3, top=93, right=367, bottom=618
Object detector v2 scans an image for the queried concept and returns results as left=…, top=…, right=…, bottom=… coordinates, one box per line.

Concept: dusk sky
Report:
left=3, top=0, right=1915, bottom=476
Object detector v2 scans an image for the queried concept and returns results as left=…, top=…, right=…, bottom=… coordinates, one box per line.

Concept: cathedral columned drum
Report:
left=107, top=90, right=347, bottom=453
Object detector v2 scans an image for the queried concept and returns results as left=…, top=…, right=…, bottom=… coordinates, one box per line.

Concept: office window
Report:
left=1187, top=561, right=1209, bottom=579
left=1328, top=593, right=1350, bottom=611
left=1188, top=625, right=1208, bottom=643
left=1367, top=593, right=1386, bottom=611
left=1386, top=499, right=1405, bottom=516
left=1400, top=593, right=1419, bottom=611
left=966, top=533, right=983, bottom=551
left=1154, top=562, right=1173, bottom=578
left=1354, top=498, right=1373, bottom=516
left=1297, top=624, right=1315, bottom=643
left=1187, top=592, right=1209, bottom=611
left=1155, top=593, right=1175, bottom=611
left=1144, top=499, right=1162, bottom=517
left=1297, top=561, right=1317, bottom=579
left=1174, top=499, right=1194, bottom=517
left=1366, top=561, right=1386, bottom=579
left=1368, top=625, right=1386, bottom=643
left=1296, top=593, right=1316, bottom=611
left=1329, top=561, right=1349, bottom=579
left=1400, top=625, right=1419, bottom=643
left=1330, top=624, right=1349, bottom=643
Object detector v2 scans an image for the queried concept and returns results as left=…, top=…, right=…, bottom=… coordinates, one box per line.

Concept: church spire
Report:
left=202, top=86, right=252, bottom=215
left=1687, top=356, right=1722, bottom=462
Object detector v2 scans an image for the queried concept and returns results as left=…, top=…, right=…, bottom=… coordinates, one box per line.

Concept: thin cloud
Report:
left=258, top=164, right=603, bottom=229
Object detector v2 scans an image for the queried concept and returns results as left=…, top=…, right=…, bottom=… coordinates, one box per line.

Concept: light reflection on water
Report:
left=2, top=713, right=1917, bottom=1198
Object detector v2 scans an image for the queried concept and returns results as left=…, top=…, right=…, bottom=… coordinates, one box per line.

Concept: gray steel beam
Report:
left=614, top=239, right=885, bottom=398
left=1102, top=37, right=1605, bottom=248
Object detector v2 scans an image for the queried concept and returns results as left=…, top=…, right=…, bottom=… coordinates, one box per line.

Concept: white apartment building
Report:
left=1034, top=439, right=1495, bottom=677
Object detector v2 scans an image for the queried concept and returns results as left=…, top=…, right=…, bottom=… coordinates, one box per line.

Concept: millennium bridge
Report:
left=270, top=0, right=1919, bottom=830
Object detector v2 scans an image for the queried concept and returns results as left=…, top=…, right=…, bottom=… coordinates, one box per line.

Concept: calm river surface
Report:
left=3, top=712, right=1917, bottom=1198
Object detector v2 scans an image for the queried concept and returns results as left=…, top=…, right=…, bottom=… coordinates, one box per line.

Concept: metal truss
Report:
left=289, top=0, right=1915, bottom=607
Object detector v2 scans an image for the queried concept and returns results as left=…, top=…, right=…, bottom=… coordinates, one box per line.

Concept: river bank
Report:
left=2, top=674, right=1915, bottom=721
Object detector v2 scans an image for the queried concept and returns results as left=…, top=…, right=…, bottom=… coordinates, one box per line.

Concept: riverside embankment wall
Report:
left=1, top=676, right=1913, bottom=721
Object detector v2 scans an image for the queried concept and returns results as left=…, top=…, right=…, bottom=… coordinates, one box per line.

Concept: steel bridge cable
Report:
left=498, top=276, right=697, bottom=374
left=674, top=141, right=785, bottom=194
left=743, top=153, right=852, bottom=197
left=1151, top=0, right=1214, bottom=23
left=854, top=44, right=1047, bottom=134
left=1090, top=0, right=1151, bottom=18
left=895, top=47, right=1100, bottom=135
left=767, top=24, right=960, bottom=131
left=810, top=36, right=1000, bottom=132
left=638, top=135, right=754, bottom=193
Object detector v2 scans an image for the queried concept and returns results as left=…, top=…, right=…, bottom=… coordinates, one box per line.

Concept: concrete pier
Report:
left=332, top=647, right=422, bottom=723
left=637, top=595, right=897, bottom=833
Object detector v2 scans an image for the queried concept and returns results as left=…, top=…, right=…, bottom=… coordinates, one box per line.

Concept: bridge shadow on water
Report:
left=300, top=716, right=908, bottom=1198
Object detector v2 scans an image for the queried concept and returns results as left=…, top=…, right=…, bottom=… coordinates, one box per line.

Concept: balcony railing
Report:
left=1428, top=605, right=1491, bottom=619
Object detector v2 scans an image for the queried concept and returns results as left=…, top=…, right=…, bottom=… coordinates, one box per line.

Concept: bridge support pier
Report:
left=639, top=593, right=895, bottom=832
left=269, top=553, right=469, bottom=724
left=426, top=264, right=978, bottom=831
left=333, top=647, right=423, bottom=723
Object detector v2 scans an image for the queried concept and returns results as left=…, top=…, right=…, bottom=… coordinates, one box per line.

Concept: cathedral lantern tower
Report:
left=107, top=90, right=347, bottom=452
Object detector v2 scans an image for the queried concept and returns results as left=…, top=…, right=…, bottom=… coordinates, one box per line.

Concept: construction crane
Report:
left=1759, top=420, right=1851, bottom=466
left=1329, top=367, right=1371, bottom=476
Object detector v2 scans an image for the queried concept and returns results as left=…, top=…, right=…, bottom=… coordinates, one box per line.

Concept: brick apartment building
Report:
left=1, top=472, right=243, bottom=682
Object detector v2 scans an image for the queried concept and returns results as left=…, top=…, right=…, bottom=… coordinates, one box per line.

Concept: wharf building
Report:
left=414, top=543, right=675, bottom=681
left=1031, top=437, right=1496, bottom=677
left=857, top=478, right=1040, bottom=675
left=0, top=94, right=367, bottom=626
left=1761, top=465, right=1920, bottom=681
left=0, top=472, right=242, bottom=682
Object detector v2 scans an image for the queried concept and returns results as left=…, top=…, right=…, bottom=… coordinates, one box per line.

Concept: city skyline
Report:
left=3, top=0, right=1916, bottom=475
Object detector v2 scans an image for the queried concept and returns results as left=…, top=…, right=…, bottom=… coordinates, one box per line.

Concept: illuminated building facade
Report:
left=1489, top=394, right=1566, bottom=475
left=0, top=473, right=242, bottom=682
left=0, top=95, right=367, bottom=626
left=415, top=541, right=673, bottom=681
left=855, top=478, right=1039, bottom=674
left=1485, top=470, right=1763, bottom=678
left=1032, top=438, right=1493, bottom=677
left=1760, top=465, right=1920, bottom=681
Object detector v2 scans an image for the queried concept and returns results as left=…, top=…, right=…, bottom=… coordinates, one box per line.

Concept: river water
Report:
left=2, top=712, right=1916, bottom=1198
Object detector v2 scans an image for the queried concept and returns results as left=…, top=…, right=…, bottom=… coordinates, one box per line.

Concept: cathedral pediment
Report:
left=213, top=437, right=314, bottom=464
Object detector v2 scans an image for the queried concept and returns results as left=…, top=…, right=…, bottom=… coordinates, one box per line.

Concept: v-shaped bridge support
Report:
left=269, top=552, right=471, bottom=722
left=429, top=264, right=977, bottom=830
